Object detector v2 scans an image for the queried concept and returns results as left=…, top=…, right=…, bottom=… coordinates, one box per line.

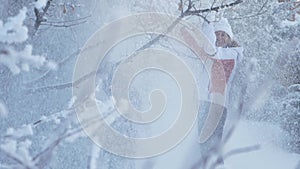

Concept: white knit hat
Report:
left=213, top=18, right=233, bottom=39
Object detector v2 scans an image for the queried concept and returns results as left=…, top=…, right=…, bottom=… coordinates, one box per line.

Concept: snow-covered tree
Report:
left=0, top=0, right=299, bottom=169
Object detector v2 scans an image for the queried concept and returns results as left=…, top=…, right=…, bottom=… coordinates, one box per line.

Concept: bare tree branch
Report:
left=26, top=0, right=244, bottom=93
left=0, top=148, right=34, bottom=169
left=183, top=0, right=243, bottom=17
left=223, top=144, right=261, bottom=159
left=24, top=49, right=81, bottom=86
left=230, top=0, right=269, bottom=20
left=40, top=15, right=91, bottom=28
left=34, top=0, right=52, bottom=31
left=40, top=20, right=87, bottom=28
left=33, top=0, right=90, bottom=34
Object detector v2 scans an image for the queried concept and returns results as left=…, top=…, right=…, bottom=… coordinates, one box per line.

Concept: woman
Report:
left=197, top=18, right=244, bottom=168
left=179, top=18, right=243, bottom=168
left=135, top=18, right=243, bottom=169
left=203, top=18, right=243, bottom=98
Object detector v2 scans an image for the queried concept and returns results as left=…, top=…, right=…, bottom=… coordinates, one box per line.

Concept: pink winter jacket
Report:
left=180, top=26, right=243, bottom=100
left=209, top=47, right=243, bottom=97
left=210, top=58, right=235, bottom=94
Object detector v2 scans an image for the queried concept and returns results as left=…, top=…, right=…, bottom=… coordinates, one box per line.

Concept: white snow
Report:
left=134, top=120, right=300, bottom=169
left=0, top=100, right=8, bottom=118
left=89, top=144, right=101, bottom=169
left=288, top=84, right=300, bottom=92
left=46, top=60, right=58, bottom=70
left=34, top=0, right=48, bottom=9
left=68, top=96, right=77, bottom=109
left=64, top=130, right=86, bottom=143
left=281, top=14, right=300, bottom=27
left=0, top=7, right=28, bottom=44
left=5, top=125, right=33, bottom=138
left=0, top=139, right=36, bottom=169
left=0, top=45, right=57, bottom=75
left=0, top=7, right=57, bottom=75
left=18, top=139, right=33, bottom=165
left=0, top=139, right=17, bottom=153
left=0, top=1, right=299, bottom=169
left=97, top=98, right=121, bottom=125
left=223, top=120, right=300, bottom=169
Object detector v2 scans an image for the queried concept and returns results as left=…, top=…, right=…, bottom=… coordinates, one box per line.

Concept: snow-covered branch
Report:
left=34, top=0, right=52, bottom=30
left=182, top=0, right=243, bottom=17
left=0, top=7, right=28, bottom=44
left=0, top=45, right=57, bottom=75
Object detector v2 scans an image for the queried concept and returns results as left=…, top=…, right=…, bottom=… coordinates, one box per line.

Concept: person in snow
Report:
left=135, top=18, right=244, bottom=169
left=179, top=18, right=243, bottom=168
left=197, top=18, right=244, bottom=167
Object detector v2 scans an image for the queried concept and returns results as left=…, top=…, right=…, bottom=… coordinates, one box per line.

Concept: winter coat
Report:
left=209, top=47, right=244, bottom=102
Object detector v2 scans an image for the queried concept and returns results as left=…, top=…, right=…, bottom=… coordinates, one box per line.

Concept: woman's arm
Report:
left=180, top=27, right=212, bottom=61
left=214, top=47, right=244, bottom=61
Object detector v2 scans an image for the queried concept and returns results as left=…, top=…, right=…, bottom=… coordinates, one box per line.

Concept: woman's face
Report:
left=215, top=31, right=231, bottom=48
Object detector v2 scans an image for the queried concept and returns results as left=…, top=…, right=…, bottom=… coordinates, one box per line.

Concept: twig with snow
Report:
left=34, top=0, right=52, bottom=31
left=24, top=48, right=80, bottom=86
left=182, top=0, right=243, bottom=17
left=40, top=15, right=90, bottom=28
left=0, top=7, right=28, bottom=43
left=0, top=45, right=57, bottom=75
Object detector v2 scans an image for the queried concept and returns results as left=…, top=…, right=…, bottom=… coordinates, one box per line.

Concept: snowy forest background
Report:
left=0, top=0, right=299, bottom=169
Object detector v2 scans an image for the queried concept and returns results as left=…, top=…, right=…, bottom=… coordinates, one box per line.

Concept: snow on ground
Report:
left=135, top=119, right=300, bottom=169
left=224, top=120, right=300, bottom=169
left=128, top=54, right=299, bottom=169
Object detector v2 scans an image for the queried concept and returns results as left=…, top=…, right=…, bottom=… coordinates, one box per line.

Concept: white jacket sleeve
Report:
left=215, top=47, right=244, bottom=61
left=201, top=21, right=217, bottom=55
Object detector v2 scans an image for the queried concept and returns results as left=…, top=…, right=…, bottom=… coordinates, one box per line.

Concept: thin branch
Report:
left=44, top=15, right=91, bottom=24
left=26, top=16, right=184, bottom=93
left=0, top=164, right=17, bottom=169
left=41, top=20, right=87, bottom=28
left=34, top=0, right=52, bottom=31
left=183, top=0, right=243, bottom=17
left=0, top=148, right=34, bottom=169
left=230, top=0, right=269, bottom=20
left=180, top=0, right=184, bottom=16
left=26, top=80, right=73, bottom=93
left=32, top=108, right=113, bottom=162
left=136, top=16, right=183, bottom=52
left=26, top=69, right=96, bottom=93
left=230, top=10, right=268, bottom=20
left=24, top=49, right=80, bottom=86
left=223, top=144, right=261, bottom=159
left=222, top=125, right=236, bottom=146
left=34, top=1, right=90, bottom=33
left=26, top=0, right=244, bottom=94
left=207, top=145, right=260, bottom=169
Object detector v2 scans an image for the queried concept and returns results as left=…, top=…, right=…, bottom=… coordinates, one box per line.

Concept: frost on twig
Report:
left=34, top=0, right=51, bottom=30
left=34, top=0, right=48, bottom=10
left=0, top=7, right=28, bottom=44
left=0, top=6, right=57, bottom=75
left=0, top=107, right=82, bottom=169
left=0, top=125, right=36, bottom=169
left=33, top=0, right=90, bottom=32
left=190, top=126, right=261, bottom=169
left=4, top=125, right=34, bottom=139
left=0, top=45, right=57, bottom=75
left=180, top=0, right=243, bottom=20
left=23, top=49, right=80, bottom=86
